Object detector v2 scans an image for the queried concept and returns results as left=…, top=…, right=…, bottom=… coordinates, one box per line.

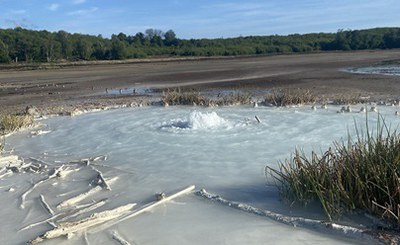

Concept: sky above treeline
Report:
left=0, top=0, right=399, bottom=39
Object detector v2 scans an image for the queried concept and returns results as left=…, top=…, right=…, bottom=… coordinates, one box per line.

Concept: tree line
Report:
left=0, top=27, right=399, bottom=63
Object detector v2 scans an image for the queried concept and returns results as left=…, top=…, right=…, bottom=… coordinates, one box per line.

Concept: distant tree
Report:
left=383, top=30, right=400, bottom=48
left=145, top=29, right=164, bottom=39
left=333, top=30, right=351, bottom=50
left=164, top=29, right=178, bottom=46
left=55, top=31, right=72, bottom=59
left=110, top=37, right=127, bottom=59
left=0, top=39, right=10, bottom=63
left=74, top=37, right=92, bottom=60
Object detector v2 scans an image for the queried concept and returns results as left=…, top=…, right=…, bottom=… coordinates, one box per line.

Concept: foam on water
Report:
left=161, top=110, right=230, bottom=130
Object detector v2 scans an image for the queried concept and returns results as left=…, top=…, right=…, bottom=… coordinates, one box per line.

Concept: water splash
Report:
left=161, top=111, right=229, bottom=130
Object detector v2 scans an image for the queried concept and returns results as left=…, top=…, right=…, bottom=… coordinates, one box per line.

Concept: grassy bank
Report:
left=266, top=117, right=400, bottom=228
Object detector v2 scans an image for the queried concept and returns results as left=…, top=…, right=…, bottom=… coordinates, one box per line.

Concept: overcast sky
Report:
left=0, top=0, right=399, bottom=38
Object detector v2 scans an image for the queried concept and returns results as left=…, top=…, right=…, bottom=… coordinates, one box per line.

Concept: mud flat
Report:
left=1, top=50, right=400, bottom=115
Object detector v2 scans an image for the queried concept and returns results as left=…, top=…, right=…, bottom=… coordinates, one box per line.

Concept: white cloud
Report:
left=67, top=7, right=98, bottom=16
left=10, top=9, right=27, bottom=14
left=48, top=4, right=60, bottom=11
left=73, top=0, right=86, bottom=4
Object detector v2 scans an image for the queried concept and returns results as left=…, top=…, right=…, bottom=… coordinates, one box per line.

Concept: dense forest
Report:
left=0, top=27, right=399, bottom=63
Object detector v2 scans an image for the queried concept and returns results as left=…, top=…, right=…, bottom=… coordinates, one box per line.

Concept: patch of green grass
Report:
left=265, top=88, right=316, bottom=106
left=266, top=117, right=400, bottom=227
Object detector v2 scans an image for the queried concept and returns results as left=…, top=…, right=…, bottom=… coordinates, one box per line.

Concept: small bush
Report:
left=217, top=92, right=252, bottom=106
left=266, top=117, right=400, bottom=227
left=265, top=88, right=316, bottom=106
left=331, top=95, right=368, bottom=105
left=0, top=114, right=34, bottom=133
left=161, top=88, right=209, bottom=106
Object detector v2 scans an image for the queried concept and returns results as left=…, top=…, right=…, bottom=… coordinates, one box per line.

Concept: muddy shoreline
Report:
left=1, top=50, right=400, bottom=115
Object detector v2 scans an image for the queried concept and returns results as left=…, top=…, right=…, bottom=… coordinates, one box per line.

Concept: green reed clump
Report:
left=265, top=88, right=316, bottom=106
left=266, top=118, right=400, bottom=226
left=162, top=88, right=209, bottom=106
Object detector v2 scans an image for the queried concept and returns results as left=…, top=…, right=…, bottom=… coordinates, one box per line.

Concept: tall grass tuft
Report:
left=161, top=88, right=209, bottom=106
left=265, top=88, right=316, bottom=106
left=0, top=134, right=4, bottom=154
left=0, top=114, right=34, bottom=134
left=266, top=117, right=400, bottom=227
left=218, top=92, right=252, bottom=106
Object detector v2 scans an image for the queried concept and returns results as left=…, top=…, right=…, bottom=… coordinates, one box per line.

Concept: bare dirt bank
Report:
left=0, top=50, right=399, bottom=114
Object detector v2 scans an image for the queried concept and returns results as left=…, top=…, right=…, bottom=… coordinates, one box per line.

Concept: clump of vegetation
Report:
left=266, top=118, right=400, bottom=227
left=0, top=135, right=4, bottom=154
left=218, top=92, right=252, bottom=106
left=161, top=88, right=209, bottom=106
left=0, top=114, right=34, bottom=134
left=265, top=88, right=316, bottom=106
left=331, top=95, right=368, bottom=105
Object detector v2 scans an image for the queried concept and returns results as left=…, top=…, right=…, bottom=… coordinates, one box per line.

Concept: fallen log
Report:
left=57, top=186, right=102, bottom=210
left=19, top=213, right=64, bottom=231
left=29, top=203, right=137, bottom=244
left=57, top=177, right=117, bottom=210
left=40, top=194, right=54, bottom=215
left=91, top=185, right=195, bottom=233
left=111, top=231, right=131, bottom=245
left=195, top=189, right=380, bottom=243
left=58, top=199, right=108, bottom=222
left=92, top=167, right=111, bottom=190
left=20, top=165, right=66, bottom=209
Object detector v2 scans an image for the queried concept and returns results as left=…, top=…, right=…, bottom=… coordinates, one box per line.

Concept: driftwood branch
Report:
left=29, top=203, right=137, bottom=244
left=57, top=186, right=102, bottom=210
left=58, top=199, right=108, bottom=222
left=20, top=165, right=66, bottom=209
left=111, top=231, right=131, bottom=245
left=19, top=213, right=64, bottom=231
left=92, top=167, right=111, bottom=190
left=91, top=185, right=195, bottom=233
left=195, top=189, right=379, bottom=243
left=57, top=177, right=117, bottom=210
left=39, top=194, right=54, bottom=215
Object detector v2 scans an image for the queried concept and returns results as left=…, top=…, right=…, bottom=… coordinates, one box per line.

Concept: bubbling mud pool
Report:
left=3, top=105, right=400, bottom=244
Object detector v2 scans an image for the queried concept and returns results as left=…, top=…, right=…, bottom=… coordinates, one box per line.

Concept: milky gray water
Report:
left=4, top=105, right=398, bottom=244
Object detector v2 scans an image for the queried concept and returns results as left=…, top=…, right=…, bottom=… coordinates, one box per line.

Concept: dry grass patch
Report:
left=0, top=114, right=34, bottom=134
left=217, top=92, right=252, bottom=106
left=161, top=88, right=209, bottom=106
left=331, top=95, right=369, bottom=105
left=265, top=88, right=316, bottom=106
